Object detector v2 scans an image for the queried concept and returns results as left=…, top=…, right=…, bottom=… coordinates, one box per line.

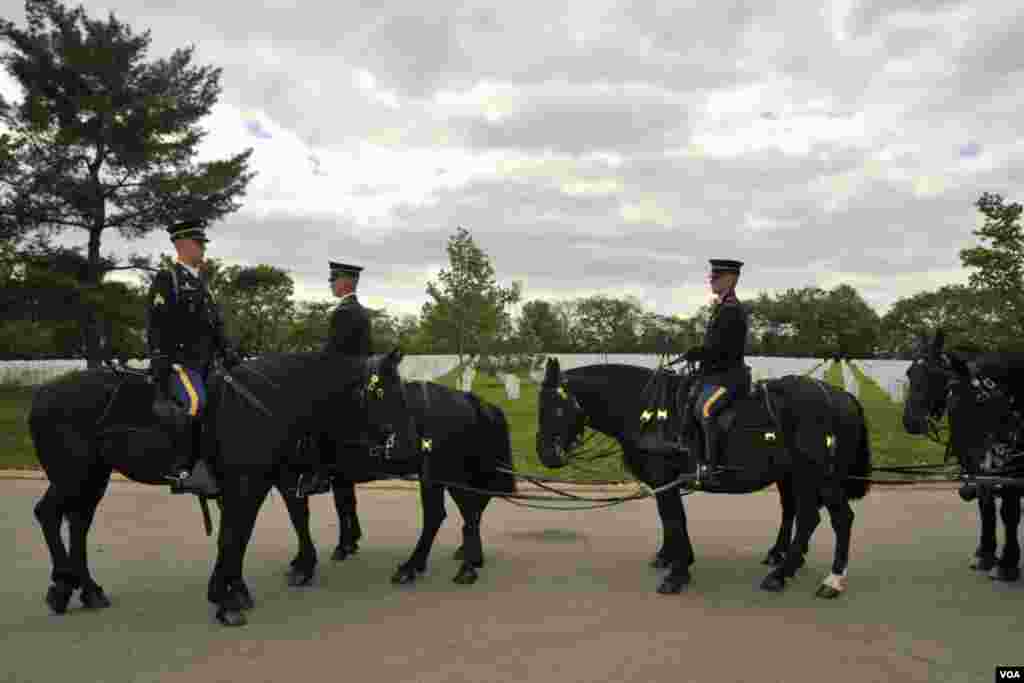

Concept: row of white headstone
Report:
left=0, top=356, right=911, bottom=404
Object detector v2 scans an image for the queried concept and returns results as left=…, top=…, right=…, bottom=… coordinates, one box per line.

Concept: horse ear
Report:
left=388, top=347, right=403, bottom=365
left=933, top=329, right=945, bottom=354
left=544, top=357, right=559, bottom=385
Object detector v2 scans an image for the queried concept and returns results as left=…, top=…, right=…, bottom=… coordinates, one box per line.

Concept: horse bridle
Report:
left=540, top=380, right=587, bottom=458
left=359, top=357, right=417, bottom=461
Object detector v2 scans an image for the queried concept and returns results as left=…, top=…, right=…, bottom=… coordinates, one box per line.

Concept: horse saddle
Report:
left=716, top=382, right=791, bottom=469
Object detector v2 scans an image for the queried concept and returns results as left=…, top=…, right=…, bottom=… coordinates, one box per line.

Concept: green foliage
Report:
left=516, top=299, right=568, bottom=353
left=569, top=295, right=643, bottom=353
left=219, top=264, right=294, bottom=354
left=958, top=192, right=1024, bottom=349
left=420, top=227, right=519, bottom=361
left=749, top=285, right=879, bottom=357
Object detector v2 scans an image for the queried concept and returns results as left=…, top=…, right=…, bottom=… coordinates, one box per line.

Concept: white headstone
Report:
left=504, top=374, right=520, bottom=400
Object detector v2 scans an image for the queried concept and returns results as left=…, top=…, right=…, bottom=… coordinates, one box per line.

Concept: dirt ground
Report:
left=2, top=476, right=1021, bottom=683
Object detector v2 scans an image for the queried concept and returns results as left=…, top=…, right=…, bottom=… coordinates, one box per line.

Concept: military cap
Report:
left=329, top=261, right=363, bottom=282
left=167, top=218, right=209, bottom=243
left=709, top=259, right=743, bottom=275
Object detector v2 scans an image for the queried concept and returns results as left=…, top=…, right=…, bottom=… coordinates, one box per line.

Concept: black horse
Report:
left=536, top=358, right=873, bottom=597
left=279, top=380, right=516, bottom=588
left=27, top=349, right=417, bottom=626
left=902, top=330, right=1022, bottom=582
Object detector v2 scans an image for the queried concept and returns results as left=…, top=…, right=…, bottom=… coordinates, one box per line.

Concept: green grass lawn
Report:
left=0, top=384, right=38, bottom=469
left=0, top=361, right=947, bottom=480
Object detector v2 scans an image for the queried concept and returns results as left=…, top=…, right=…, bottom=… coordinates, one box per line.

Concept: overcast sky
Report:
left=1, top=0, right=1021, bottom=319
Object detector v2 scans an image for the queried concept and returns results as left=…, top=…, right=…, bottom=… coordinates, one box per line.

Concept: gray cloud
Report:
left=3, top=0, right=1023, bottom=320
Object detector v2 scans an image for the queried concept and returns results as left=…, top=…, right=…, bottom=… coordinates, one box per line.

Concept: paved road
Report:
left=3, top=478, right=1021, bottom=683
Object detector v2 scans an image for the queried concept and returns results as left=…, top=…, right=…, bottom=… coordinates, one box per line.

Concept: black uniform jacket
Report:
left=692, top=295, right=749, bottom=387
left=146, top=263, right=229, bottom=373
left=325, top=294, right=373, bottom=356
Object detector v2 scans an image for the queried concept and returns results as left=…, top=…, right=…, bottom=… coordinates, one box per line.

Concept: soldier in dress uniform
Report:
left=683, top=259, right=750, bottom=483
left=296, top=261, right=373, bottom=497
left=147, top=218, right=241, bottom=495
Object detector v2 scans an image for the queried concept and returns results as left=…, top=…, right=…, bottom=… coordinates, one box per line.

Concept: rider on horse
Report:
left=295, top=261, right=374, bottom=496
left=147, top=217, right=241, bottom=496
left=682, top=259, right=749, bottom=484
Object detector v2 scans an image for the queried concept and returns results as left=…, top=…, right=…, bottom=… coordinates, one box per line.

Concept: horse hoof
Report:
left=815, top=584, right=841, bottom=599
left=331, top=544, right=357, bottom=561
left=216, top=607, right=247, bottom=627
left=287, top=567, right=315, bottom=587
left=650, top=554, right=672, bottom=569
left=760, top=574, right=785, bottom=592
left=453, top=565, right=479, bottom=585
left=45, top=582, right=74, bottom=615
left=971, top=554, right=997, bottom=571
left=657, top=573, right=690, bottom=594
left=391, top=566, right=420, bottom=585
left=762, top=550, right=785, bottom=566
left=80, top=585, right=111, bottom=609
left=990, top=565, right=1021, bottom=582
left=453, top=546, right=465, bottom=561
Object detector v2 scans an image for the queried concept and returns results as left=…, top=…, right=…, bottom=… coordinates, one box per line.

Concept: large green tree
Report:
left=517, top=299, right=570, bottom=353
left=420, top=227, right=520, bottom=362
left=220, top=265, right=294, bottom=354
left=959, top=192, right=1024, bottom=348
left=570, top=295, right=643, bottom=353
left=880, top=285, right=1005, bottom=356
left=0, top=0, right=255, bottom=366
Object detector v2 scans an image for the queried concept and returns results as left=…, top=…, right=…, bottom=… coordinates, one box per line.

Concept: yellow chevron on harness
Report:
left=421, top=438, right=432, bottom=452
left=173, top=364, right=200, bottom=417
left=640, top=409, right=653, bottom=423
left=703, top=387, right=727, bottom=419
left=825, top=434, right=835, bottom=448
left=656, top=409, right=668, bottom=421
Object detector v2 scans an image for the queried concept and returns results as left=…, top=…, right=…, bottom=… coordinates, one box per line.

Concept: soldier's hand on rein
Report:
left=222, top=348, right=242, bottom=370
left=150, top=355, right=171, bottom=382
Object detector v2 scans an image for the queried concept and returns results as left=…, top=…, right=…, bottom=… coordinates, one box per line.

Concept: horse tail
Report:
left=844, top=394, right=873, bottom=500
left=465, top=394, right=516, bottom=494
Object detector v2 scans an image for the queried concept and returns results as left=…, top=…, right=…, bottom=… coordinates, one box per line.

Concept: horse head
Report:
left=536, top=357, right=586, bottom=468
left=903, top=328, right=955, bottom=436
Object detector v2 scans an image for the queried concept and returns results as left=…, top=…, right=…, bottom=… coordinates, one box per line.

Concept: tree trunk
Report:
left=84, top=227, right=104, bottom=368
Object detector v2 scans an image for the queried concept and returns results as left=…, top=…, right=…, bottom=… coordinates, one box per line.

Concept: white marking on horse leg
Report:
left=821, top=569, right=848, bottom=592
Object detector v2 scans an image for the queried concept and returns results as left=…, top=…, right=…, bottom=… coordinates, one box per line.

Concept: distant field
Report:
left=0, top=360, right=945, bottom=479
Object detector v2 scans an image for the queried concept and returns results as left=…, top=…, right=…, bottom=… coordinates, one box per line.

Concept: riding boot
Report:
left=168, top=417, right=220, bottom=497
left=699, top=418, right=724, bottom=485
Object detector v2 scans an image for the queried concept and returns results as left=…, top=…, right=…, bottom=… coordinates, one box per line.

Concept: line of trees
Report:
left=2, top=1, right=1022, bottom=363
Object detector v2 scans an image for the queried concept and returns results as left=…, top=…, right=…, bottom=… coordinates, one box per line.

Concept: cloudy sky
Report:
left=1, top=0, right=1022, bottom=319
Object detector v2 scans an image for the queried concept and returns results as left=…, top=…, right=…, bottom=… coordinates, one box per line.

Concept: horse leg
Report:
left=34, top=484, right=75, bottom=614
left=762, top=481, right=821, bottom=592
left=991, top=490, right=1021, bottom=582
left=67, top=464, right=113, bottom=609
left=276, top=474, right=318, bottom=587
left=391, top=481, right=446, bottom=585
left=209, top=469, right=273, bottom=627
left=649, top=492, right=672, bottom=569
left=815, top=492, right=854, bottom=598
left=972, top=489, right=998, bottom=571
left=655, top=487, right=693, bottom=594
left=331, top=479, right=361, bottom=561
left=763, top=476, right=797, bottom=567
left=448, top=489, right=489, bottom=584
